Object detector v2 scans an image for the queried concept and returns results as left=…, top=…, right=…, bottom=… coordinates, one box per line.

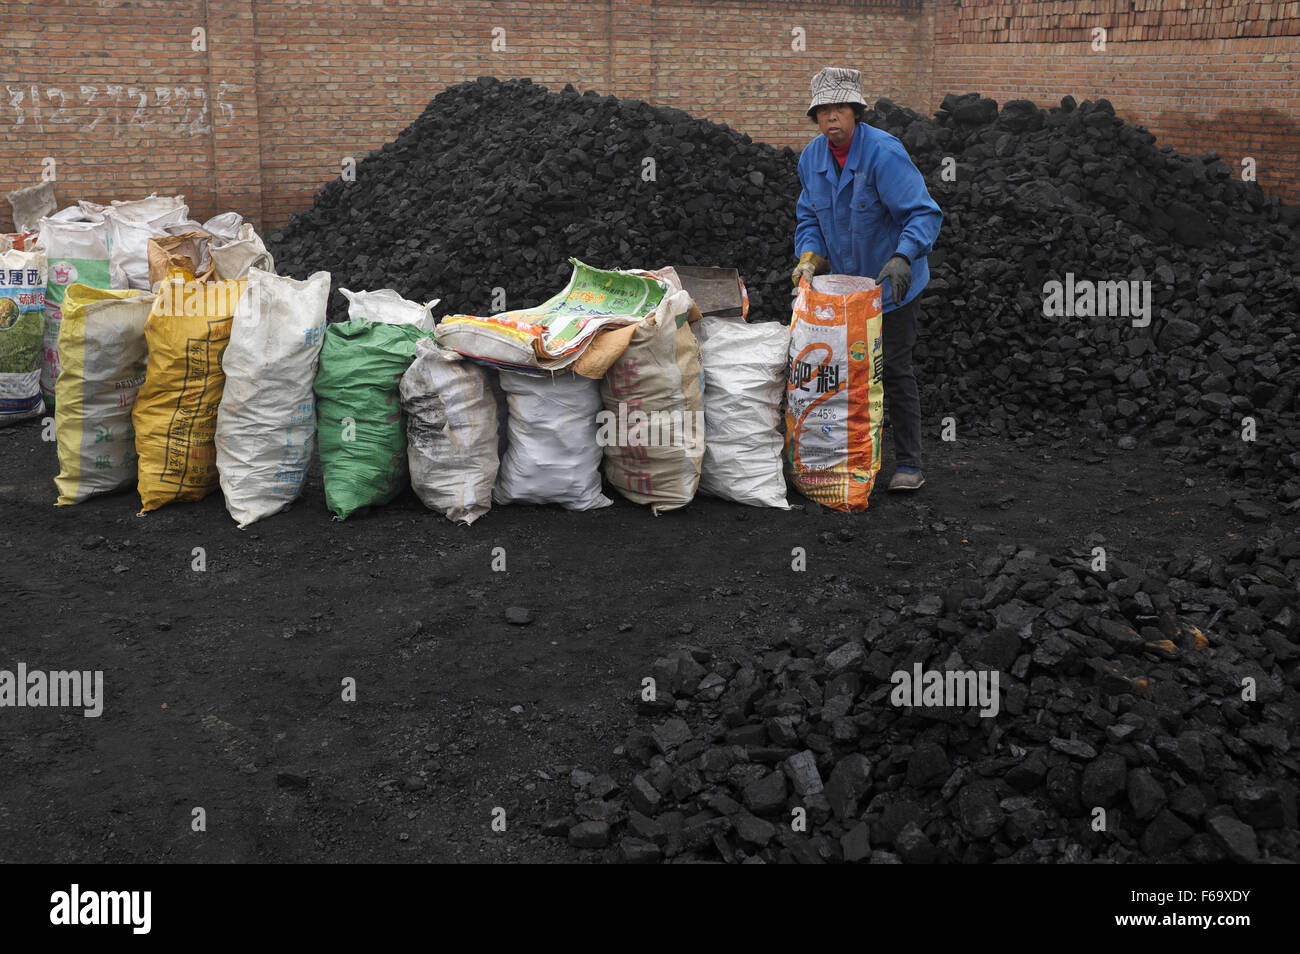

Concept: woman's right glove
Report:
left=791, top=250, right=828, bottom=287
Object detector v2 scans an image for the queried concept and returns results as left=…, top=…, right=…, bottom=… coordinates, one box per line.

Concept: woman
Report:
left=792, top=68, right=943, bottom=492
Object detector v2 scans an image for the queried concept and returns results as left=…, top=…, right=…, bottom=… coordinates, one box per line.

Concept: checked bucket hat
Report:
left=806, top=67, right=867, bottom=117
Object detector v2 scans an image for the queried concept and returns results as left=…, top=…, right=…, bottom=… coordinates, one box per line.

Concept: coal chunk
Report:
left=957, top=781, right=1005, bottom=839
left=1206, top=815, right=1259, bottom=864
left=1139, top=809, right=1194, bottom=856
left=1080, top=752, right=1127, bottom=808
left=618, top=836, right=661, bottom=863
left=782, top=750, right=824, bottom=797
left=824, top=753, right=872, bottom=820
left=504, top=606, right=533, bottom=625
left=743, top=771, right=788, bottom=816
left=841, top=822, right=872, bottom=862
left=651, top=717, right=692, bottom=754
left=1127, top=768, right=1166, bottom=822
left=905, top=742, right=950, bottom=790
left=895, top=822, right=939, bottom=864
left=568, top=821, right=610, bottom=848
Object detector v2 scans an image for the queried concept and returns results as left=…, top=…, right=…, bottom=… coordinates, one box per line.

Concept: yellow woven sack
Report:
left=132, top=266, right=245, bottom=512
left=54, top=284, right=153, bottom=505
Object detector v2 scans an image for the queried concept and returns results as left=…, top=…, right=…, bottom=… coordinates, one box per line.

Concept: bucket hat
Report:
left=807, top=67, right=866, bottom=117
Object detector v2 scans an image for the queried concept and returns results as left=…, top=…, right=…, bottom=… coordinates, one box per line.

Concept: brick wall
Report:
left=245, top=0, right=934, bottom=228
left=930, top=0, right=1300, bottom=204
left=2, top=1, right=218, bottom=222
left=1, top=0, right=1295, bottom=233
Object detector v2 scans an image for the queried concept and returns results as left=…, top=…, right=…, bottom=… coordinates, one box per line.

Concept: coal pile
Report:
left=892, top=93, right=1300, bottom=489
left=269, top=76, right=800, bottom=322
left=549, top=532, right=1300, bottom=863
left=270, top=79, right=1300, bottom=489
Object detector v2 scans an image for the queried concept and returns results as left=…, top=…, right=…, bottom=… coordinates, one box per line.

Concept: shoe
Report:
left=888, top=466, right=926, bottom=491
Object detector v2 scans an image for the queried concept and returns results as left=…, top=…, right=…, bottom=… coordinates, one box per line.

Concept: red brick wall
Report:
left=1, top=0, right=1295, bottom=233
left=1, top=1, right=219, bottom=222
left=247, top=0, right=933, bottom=228
left=929, top=0, right=1300, bottom=204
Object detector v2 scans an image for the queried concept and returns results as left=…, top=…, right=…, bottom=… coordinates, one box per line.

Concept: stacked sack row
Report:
left=318, top=263, right=796, bottom=526
left=313, top=260, right=886, bottom=524
left=4, top=195, right=883, bottom=524
left=1, top=192, right=271, bottom=421
left=0, top=191, right=317, bottom=527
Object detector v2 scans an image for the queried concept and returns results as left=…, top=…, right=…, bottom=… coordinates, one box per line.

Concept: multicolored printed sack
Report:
left=785, top=274, right=885, bottom=512
left=436, top=258, right=665, bottom=373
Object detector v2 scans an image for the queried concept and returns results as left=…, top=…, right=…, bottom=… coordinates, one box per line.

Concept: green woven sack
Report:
left=314, top=319, right=434, bottom=519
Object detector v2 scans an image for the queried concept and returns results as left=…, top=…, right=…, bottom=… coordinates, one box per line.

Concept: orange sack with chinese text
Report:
left=784, top=274, right=885, bottom=512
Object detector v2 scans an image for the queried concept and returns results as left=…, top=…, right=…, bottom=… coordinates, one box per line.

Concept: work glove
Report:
left=791, top=250, right=828, bottom=288
left=876, top=253, right=911, bottom=307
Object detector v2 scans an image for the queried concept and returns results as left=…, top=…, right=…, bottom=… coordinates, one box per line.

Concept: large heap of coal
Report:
left=270, top=77, right=800, bottom=321
left=551, top=532, right=1300, bottom=863
left=889, top=92, right=1300, bottom=490
left=269, top=78, right=1300, bottom=488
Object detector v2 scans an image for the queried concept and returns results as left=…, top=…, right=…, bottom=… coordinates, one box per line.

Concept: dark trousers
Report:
left=881, top=297, right=922, bottom=469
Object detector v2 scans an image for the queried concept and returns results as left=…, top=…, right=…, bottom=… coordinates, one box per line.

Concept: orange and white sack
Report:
left=784, top=274, right=885, bottom=512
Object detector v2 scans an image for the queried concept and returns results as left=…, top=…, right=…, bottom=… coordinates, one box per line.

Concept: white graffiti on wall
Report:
left=3, top=81, right=243, bottom=137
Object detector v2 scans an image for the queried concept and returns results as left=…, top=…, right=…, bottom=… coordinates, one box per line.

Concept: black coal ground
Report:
left=2, top=420, right=1296, bottom=864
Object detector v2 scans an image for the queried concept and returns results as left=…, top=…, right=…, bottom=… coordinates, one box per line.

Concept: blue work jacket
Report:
left=795, top=122, right=943, bottom=312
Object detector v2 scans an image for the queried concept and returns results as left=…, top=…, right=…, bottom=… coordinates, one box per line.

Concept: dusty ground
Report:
left=0, top=413, right=1282, bottom=863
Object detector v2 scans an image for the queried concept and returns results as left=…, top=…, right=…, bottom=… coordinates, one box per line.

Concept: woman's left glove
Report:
left=875, top=254, right=911, bottom=306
